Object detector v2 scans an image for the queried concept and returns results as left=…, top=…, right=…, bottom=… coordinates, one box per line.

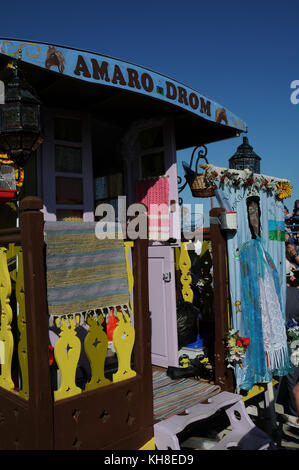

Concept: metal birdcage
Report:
left=0, top=164, right=17, bottom=202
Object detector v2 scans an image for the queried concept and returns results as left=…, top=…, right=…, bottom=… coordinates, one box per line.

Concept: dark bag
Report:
left=176, top=300, right=199, bottom=349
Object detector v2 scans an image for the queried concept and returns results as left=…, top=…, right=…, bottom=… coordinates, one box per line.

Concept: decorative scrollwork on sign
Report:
left=0, top=41, right=40, bottom=58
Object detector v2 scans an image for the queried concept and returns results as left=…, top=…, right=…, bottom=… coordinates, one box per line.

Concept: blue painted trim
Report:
left=0, top=38, right=246, bottom=131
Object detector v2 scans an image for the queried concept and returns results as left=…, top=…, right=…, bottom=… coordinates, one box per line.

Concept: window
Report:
left=56, top=177, right=83, bottom=205
left=138, top=126, right=165, bottom=179
left=41, top=112, right=94, bottom=222
left=54, top=118, right=84, bottom=218
left=55, top=145, right=82, bottom=173
left=141, top=151, right=165, bottom=179
left=139, top=126, right=164, bottom=150
left=92, top=122, right=125, bottom=222
left=54, top=117, right=82, bottom=142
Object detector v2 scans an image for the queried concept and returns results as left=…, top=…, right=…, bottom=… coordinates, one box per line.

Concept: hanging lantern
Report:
left=0, top=61, right=43, bottom=168
left=229, top=136, right=261, bottom=174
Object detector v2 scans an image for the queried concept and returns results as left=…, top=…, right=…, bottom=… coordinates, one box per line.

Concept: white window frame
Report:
left=39, top=108, right=94, bottom=222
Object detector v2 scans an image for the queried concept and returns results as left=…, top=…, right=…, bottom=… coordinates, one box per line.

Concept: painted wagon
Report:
left=0, top=39, right=248, bottom=450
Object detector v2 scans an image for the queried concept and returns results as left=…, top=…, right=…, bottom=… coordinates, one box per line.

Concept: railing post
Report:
left=20, top=197, right=53, bottom=449
left=210, top=207, right=235, bottom=393
left=132, top=238, right=154, bottom=432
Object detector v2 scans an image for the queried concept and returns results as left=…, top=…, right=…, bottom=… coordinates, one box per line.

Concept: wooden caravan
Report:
left=0, top=39, right=246, bottom=449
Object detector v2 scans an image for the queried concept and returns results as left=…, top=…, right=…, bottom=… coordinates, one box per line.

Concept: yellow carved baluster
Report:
left=200, top=240, right=209, bottom=258
left=112, top=311, right=136, bottom=383
left=6, top=243, right=17, bottom=283
left=15, top=247, right=29, bottom=400
left=175, top=247, right=180, bottom=271
left=179, top=242, right=193, bottom=303
left=84, top=314, right=110, bottom=391
left=0, top=247, right=14, bottom=391
left=124, top=241, right=134, bottom=314
left=54, top=316, right=82, bottom=401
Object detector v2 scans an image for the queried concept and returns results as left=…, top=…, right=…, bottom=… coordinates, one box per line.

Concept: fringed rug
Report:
left=153, top=370, right=221, bottom=422
left=45, top=222, right=130, bottom=320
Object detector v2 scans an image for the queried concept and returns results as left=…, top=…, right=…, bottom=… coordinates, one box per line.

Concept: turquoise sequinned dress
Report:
left=238, top=238, right=293, bottom=391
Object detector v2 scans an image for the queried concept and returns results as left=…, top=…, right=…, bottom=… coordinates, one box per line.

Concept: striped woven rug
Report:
left=45, top=222, right=130, bottom=318
left=153, top=370, right=221, bottom=422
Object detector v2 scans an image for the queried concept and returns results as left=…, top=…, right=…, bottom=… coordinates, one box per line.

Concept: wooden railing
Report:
left=51, top=239, right=136, bottom=401
left=0, top=197, right=153, bottom=450
left=0, top=241, right=29, bottom=399
left=0, top=200, right=138, bottom=402
left=0, top=197, right=53, bottom=449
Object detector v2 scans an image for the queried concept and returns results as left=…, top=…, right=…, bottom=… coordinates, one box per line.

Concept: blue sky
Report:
left=1, top=0, right=298, bottom=222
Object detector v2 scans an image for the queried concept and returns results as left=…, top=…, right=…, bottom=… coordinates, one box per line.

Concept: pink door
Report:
left=148, top=246, right=178, bottom=367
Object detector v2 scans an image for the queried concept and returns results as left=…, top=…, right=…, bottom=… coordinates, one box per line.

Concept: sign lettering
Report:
left=73, top=55, right=213, bottom=118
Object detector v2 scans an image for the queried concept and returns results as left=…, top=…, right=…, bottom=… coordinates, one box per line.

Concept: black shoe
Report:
left=190, top=357, right=214, bottom=381
left=166, top=365, right=201, bottom=380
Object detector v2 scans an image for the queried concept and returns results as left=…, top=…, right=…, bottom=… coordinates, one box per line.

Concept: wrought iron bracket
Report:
left=177, top=145, right=208, bottom=205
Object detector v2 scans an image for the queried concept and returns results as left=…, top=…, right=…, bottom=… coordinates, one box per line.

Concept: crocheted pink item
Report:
left=136, top=177, right=169, bottom=240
